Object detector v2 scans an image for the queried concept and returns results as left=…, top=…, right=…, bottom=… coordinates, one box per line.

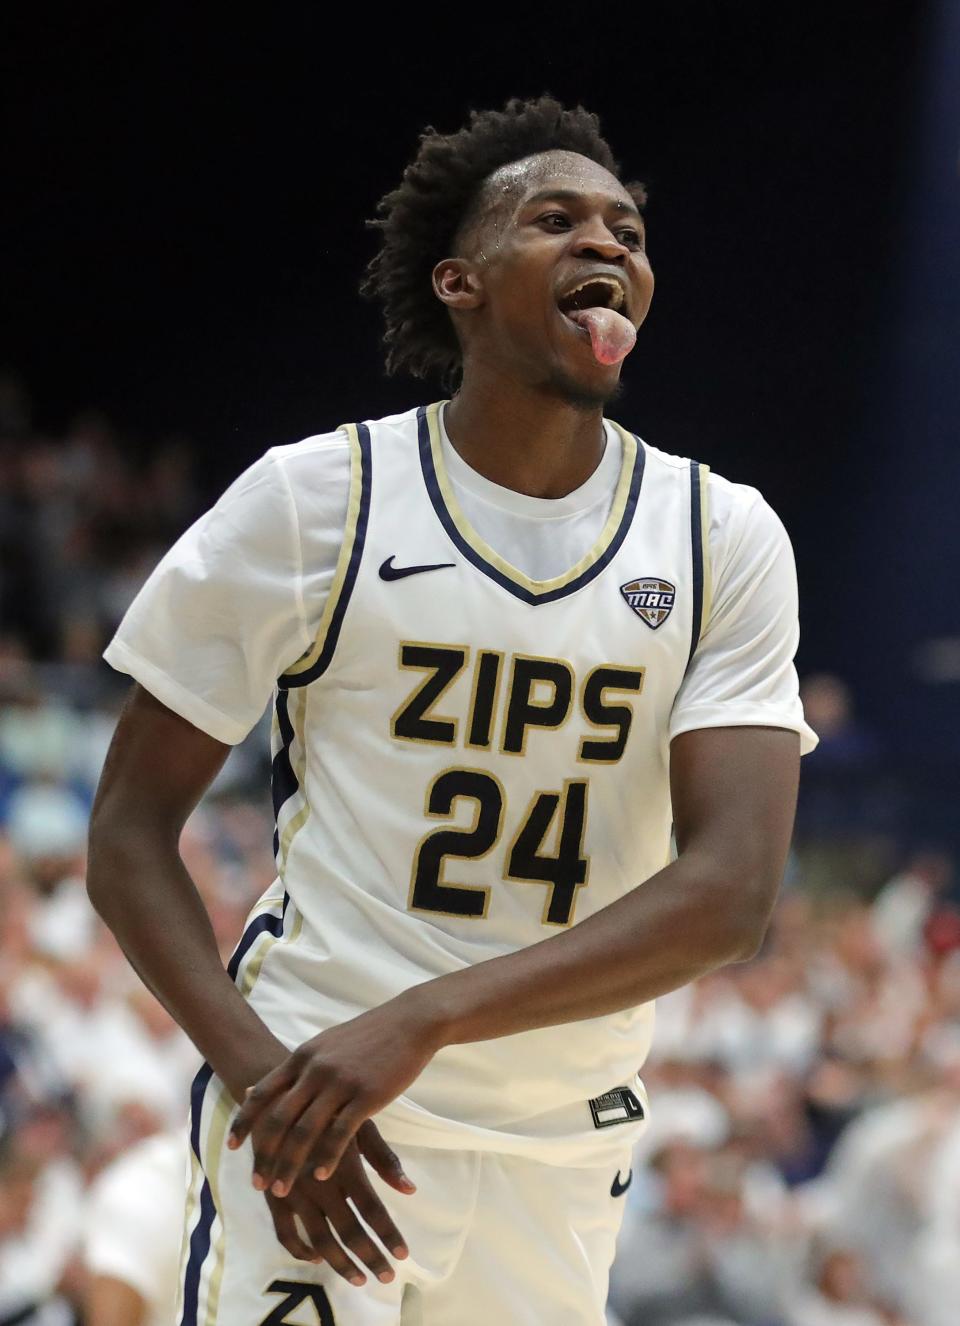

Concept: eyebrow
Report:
left=523, top=188, right=643, bottom=220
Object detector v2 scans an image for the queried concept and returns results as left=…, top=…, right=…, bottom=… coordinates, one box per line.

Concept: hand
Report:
left=265, top=1121, right=414, bottom=1288
left=228, top=993, right=441, bottom=1194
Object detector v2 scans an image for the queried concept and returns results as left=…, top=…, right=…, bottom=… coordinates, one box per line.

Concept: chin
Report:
left=541, top=368, right=625, bottom=412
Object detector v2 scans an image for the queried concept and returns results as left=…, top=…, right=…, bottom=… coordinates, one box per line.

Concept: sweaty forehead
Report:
left=491, top=151, right=625, bottom=203
left=458, top=151, right=630, bottom=249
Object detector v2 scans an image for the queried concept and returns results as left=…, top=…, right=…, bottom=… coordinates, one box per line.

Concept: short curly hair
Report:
left=360, top=95, right=646, bottom=388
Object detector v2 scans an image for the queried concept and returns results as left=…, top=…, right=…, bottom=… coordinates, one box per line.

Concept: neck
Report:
left=443, top=364, right=609, bottom=499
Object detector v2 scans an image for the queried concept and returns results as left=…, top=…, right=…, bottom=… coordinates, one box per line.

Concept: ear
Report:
left=432, top=258, right=485, bottom=312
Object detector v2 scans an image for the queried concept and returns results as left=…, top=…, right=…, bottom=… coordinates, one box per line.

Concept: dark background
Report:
left=3, top=1, right=958, bottom=765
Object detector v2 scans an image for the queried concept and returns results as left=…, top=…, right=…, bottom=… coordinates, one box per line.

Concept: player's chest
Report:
left=325, top=532, right=695, bottom=768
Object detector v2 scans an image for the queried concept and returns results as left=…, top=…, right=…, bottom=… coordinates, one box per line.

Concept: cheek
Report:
left=484, top=250, right=553, bottom=329
left=636, top=262, right=655, bottom=317
left=487, top=279, right=552, bottom=348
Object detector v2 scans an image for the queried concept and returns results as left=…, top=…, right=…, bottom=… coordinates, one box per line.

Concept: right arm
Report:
left=87, top=683, right=413, bottom=1284
left=87, top=443, right=336, bottom=1093
left=87, top=682, right=285, bottom=1100
left=87, top=440, right=414, bottom=1283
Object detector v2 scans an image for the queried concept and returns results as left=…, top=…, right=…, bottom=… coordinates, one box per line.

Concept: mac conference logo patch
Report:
left=620, top=577, right=676, bottom=629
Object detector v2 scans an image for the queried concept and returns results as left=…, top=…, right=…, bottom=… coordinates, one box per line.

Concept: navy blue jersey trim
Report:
left=687, top=460, right=705, bottom=666
left=181, top=1061, right=215, bottom=1325
left=180, top=896, right=288, bottom=1324
left=226, top=894, right=289, bottom=982
left=271, top=689, right=297, bottom=860
left=188, top=1063, right=214, bottom=1162
left=186, top=895, right=288, bottom=1164
left=279, top=422, right=372, bottom=687
left=179, top=1179, right=216, bottom=1325
left=417, top=406, right=645, bottom=606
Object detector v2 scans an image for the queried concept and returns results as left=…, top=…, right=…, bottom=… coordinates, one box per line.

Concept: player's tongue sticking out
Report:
left=566, top=307, right=637, bottom=366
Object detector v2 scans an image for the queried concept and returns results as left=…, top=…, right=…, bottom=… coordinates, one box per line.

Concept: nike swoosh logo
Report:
left=611, top=1169, right=633, bottom=1198
left=379, top=555, right=455, bottom=581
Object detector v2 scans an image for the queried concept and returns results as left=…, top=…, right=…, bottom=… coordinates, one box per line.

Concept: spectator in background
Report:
left=0, top=1109, right=84, bottom=1324
left=786, top=1246, right=890, bottom=1326
left=872, top=849, right=954, bottom=960
left=799, top=676, right=880, bottom=770
left=910, top=1093, right=960, bottom=1326
left=794, top=675, right=903, bottom=895
left=83, top=1130, right=185, bottom=1326
left=609, top=1140, right=794, bottom=1326
left=0, top=378, right=201, bottom=667
left=5, top=782, right=95, bottom=962
left=0, top=667, right=91, bottom=798
left=812, top=1085, right=957, bottom=1316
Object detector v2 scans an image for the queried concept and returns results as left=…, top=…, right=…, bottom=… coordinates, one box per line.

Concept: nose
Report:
left=571, top=219, right=630, bottom=264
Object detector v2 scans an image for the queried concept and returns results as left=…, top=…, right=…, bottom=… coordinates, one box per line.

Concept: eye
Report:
left=617, top=227, right=644, bottom=249
left=538, top=212, right=571, bottom=230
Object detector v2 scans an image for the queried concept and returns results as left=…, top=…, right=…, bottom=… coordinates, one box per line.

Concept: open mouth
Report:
left=557, top=276, right=626, bottom=318
left=555, top=275, right=638, bottom=366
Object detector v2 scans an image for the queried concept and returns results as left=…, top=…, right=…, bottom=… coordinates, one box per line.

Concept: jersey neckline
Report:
left=439, top=408, right=623, bottom=521
left=417, top=401, right=646, bottom=606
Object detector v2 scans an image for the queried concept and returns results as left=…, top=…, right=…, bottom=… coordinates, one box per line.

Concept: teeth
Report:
left=563, top=278, right=624, bottom=311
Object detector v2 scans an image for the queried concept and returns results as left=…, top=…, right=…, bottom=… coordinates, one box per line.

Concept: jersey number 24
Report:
left=409, top=770, right=588, bottom=927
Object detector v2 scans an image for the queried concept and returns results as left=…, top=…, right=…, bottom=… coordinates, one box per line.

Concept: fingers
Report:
left=263, top=1150, right=411, bottom=1289
left=318, top=1190, right=397, bottom=1285
left=263, top=1091, right=343, bottom=1196
left=229, top=1061, right=373, bottom=1195
left=357, top=1121, right=416, bottom=1197
left=263, top=1096, right=370, bottom=1192
left=250, top=1096, right=317, bottom=1193
left=297, top=1208, right=370, bottom=1288
left=228, top=1060, right=297, bottom=1149
left=265, top=1194, right=319, bottom=1264
left=310, top=1104, right=367, bottom=1182
left=265, top=1190, right=374, bottom=1288
left=346, top=1165, right=410, bottom=1261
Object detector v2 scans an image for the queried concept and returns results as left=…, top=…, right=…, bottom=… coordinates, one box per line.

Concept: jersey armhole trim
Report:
left=278, top=421, right=372, bottom=687
left=271, top=451, right=312, bottom=660
left=686, top=461, right=711, bottom=667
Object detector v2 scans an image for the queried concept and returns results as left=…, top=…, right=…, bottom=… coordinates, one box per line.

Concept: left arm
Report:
left=231, top=723, right=799, bottom=1194
left=85, top=1276, right=148, bottom=1326
left=424, top=722, right=799, bottom=1037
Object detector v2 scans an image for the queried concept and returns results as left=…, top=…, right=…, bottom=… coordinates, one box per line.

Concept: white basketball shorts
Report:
left=177, top=1071, right=638, bottom=1326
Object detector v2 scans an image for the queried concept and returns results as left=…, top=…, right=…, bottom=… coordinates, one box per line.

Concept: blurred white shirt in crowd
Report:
left=652, top=979, right=821, bottom=1077
left=10, top=967, right=200, bottom=1130
left=84, top=1131, right=186, bottom=1326
left=817, top=1093, right=955, bottom=1312
left=0, top=1156, right=84, bottom=1320
left=787, top=1294, right=887, bottom=1326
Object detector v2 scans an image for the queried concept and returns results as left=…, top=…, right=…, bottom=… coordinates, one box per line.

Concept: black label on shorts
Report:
left=589, top=1087, right=645, bottom=1129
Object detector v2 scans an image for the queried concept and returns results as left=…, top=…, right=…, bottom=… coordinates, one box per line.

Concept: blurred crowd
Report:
left=608, top=857, right=960, bottom=1326
left=1, top=379, right=958, bottom=1324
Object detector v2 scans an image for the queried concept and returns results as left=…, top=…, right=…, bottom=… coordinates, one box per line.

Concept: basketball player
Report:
left=87, top=96, right=816, bottom=1325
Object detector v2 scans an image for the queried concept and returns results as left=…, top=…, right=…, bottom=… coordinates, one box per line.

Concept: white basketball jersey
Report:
left=245, top=399, right=712, bottom=1160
